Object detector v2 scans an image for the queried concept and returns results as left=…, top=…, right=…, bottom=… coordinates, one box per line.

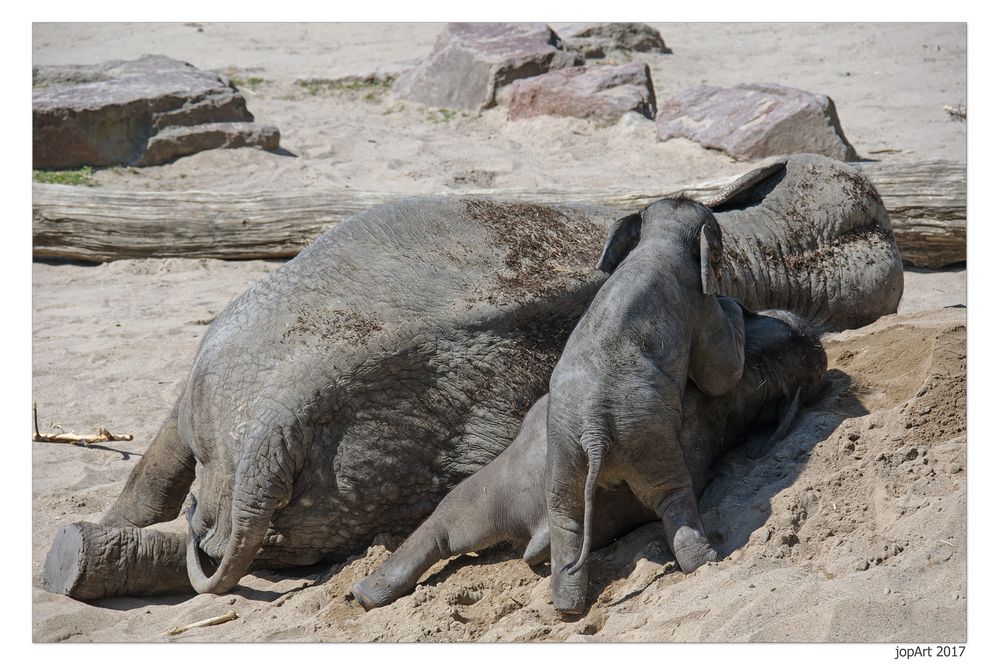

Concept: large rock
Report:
left=508, top=62, right=657, bottom=124
left=391, top=23, right=581, bottom=111
left=655, top=82, right=858, bottom=161
left=559, top=22, right=671, bottom=58
left=33, top=54, right=280, bottom=169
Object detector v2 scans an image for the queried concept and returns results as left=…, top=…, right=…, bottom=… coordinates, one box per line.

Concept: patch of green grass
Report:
left=426, top=108, right=459, bottom=124
left=230, top=77, right=268, bottom=92
left=296, top=75, right=395, bottom=97
left=33, top=166, right=99, bottom=187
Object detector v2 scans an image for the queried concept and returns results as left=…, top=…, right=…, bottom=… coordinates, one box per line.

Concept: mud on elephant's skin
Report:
left=42, top=154, right=899, bottom=601
left=350, top=306, right=827, bottom=611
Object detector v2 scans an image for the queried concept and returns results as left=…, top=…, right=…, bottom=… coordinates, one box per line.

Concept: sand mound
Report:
left=301, top=308, right=967, bottom=643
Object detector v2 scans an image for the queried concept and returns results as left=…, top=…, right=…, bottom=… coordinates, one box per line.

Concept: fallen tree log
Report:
left=33, top=159, right=965, bottom=267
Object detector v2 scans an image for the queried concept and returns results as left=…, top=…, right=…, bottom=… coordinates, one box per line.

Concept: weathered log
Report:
left=32, top=159, right=965, bottom=267
left=863, top=160, right=966, bottom=269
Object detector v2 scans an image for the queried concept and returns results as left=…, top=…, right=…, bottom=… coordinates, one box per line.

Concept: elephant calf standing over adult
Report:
left=351, top=305, right=827, bottom=610
left=43, top=154, right=903, bottom=601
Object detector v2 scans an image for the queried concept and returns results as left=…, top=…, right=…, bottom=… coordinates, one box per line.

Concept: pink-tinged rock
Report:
left=391, top=23, right=581, bottom=111
left=655, top=82, right=858, bottom=161
left=33, top=55, right=280, bottom=169
left=508, top=62, right=657, bottom=124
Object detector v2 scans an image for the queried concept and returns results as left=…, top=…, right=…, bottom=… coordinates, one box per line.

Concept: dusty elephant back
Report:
left=711, top=153, right=904, bottom=331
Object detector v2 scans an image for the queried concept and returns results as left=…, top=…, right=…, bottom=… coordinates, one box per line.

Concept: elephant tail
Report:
left=185, top=424, right=296, bottom=595
left=566, top=434, right=608, bottom=575
left=185, top=493, right=276, bottom=595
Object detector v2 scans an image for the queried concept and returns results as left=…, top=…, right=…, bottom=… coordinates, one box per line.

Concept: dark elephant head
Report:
left=737, top=307, right=828, bottom=459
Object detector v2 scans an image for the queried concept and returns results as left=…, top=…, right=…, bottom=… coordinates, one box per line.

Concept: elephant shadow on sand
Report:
left=385, top=368, right=866, bottom=615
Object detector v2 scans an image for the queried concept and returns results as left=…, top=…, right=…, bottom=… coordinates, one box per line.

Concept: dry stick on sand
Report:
left=32, top=402, right=134, bottom=445
left=166, top=611, right=239, bottom=636
left=943, top=104, right=966, bottom=121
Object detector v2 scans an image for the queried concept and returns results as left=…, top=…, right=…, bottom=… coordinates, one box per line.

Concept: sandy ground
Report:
left=31, top=23, right=967, bottom=643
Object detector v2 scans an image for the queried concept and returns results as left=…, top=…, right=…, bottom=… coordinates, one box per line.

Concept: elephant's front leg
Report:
left=545, top=442, right=590, bottom=615
left=101, top=404, right=195, bottom=529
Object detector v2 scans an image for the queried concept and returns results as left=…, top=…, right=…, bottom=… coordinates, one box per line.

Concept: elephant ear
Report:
left=706, top=159, right=787, bottom=212
left=699, top=223, right=723, bottom=295
left=744, top=387, right=802, bottom=460
left=596, top=213, right=643, bottom=274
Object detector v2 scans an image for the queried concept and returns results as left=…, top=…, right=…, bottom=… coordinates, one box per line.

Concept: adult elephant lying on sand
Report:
left=350, top=306, right=827, bottom=610
left=43, top=154, right=903, bottom=600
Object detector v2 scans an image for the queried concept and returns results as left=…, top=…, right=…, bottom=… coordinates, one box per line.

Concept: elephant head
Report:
left=596, top=197, right=725, bottom=297
left=736, top=307, right=828, bottom=460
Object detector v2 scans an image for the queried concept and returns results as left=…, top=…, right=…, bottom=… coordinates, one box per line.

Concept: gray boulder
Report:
left=391, top=23, right=581, bottom=111
left=559, top=22, right=671, bottom=59
left=508, top=62, right=657, bottom=124
left=33, top=54, right=280, bottom=169
left=138, top=122, right=280, bottom=166
left=655, top=82, right=858, bottom=161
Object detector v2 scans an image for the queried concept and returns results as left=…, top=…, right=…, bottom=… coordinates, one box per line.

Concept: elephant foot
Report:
left=550, top=565, right=588, bottom=615
left=522, top=529, right=551, bottom=567
left=43, top=522, right=193, bottom=601
left=671, top=525, right=719, bottom=574
left=351, top=573, right=404, bottom=611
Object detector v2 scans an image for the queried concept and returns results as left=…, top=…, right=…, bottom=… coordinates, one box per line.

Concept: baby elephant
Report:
left=546, top=198, right=748, bottom=614
left=350, top=306, right=826, bottom=610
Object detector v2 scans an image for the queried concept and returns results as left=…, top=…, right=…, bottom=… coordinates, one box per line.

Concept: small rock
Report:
left=138, top=122, right=279, bottom=166
left=779, top=531, right=800, bottom=547
left=509, top=62, right=657, bottom=123
left=559, top=22, right=671, bottom=59
left=655, top=82, right=858, bottom=161
left=618, top=110, right=655, bottom=131
left=855, top=559, right=870, bottom=571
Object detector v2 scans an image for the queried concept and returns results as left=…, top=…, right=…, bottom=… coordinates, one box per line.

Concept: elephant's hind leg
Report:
left=654, top=487, right=718, bottom=573
left=351, top=475, right=509, bottom=610
left=101, top=404, right=195, bottom=529
left=43, top=522, right=193, bottom=600
left=629, top=444, right=718, bottom=574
